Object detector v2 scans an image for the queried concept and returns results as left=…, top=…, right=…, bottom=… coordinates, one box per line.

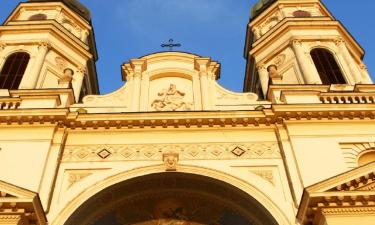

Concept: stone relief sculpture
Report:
left=151, top=84, right=193, bottom=111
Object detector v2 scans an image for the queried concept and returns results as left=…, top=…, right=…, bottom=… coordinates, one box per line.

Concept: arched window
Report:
left=293, top=10, right=312, bottom=18
left=0, top=52, right=30, bottom=89
left=358, top=150, right=375, bottom=166
left=29, top=13, right=47, bottom=21
left=310, top=48, right=346, bottom=85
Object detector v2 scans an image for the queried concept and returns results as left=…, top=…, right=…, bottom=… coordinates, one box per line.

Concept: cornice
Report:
left=0, top=21, right=92, bottom=59
left=250, top=19, right=364, bottom=58
left=5, top=2, right=90, bottom=28
left=1, top=102, right=375, bottom=128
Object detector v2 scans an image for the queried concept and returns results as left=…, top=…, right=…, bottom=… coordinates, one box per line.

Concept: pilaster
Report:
left=72, top=66, right=85, bottom=102
left=359, top=63, right=373, bottom=84
left=129, top=59, right=147, bottom=112
left=194, top=58, right=211, bottom=110
left=0, top=43, right=7, bottom=71
left=334, top=37, right=362, bottom=84
left=20, top=42, right=51, bottom=89
left=291, top=39, right=320, bottom=84
left=256, top=64, right=269, bottom=97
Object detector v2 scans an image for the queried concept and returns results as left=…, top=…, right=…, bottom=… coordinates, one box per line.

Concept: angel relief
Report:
left=151, top=84, right=193, bottom=111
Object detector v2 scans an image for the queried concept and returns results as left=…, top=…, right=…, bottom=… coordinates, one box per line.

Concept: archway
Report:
left=64, top=172, right=280, bottom=225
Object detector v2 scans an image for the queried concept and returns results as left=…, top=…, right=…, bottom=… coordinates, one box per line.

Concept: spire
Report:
left=28, top=0, right=91, bottom=21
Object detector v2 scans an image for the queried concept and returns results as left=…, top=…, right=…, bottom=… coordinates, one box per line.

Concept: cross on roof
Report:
left=161, top=39, right=181, bottom=51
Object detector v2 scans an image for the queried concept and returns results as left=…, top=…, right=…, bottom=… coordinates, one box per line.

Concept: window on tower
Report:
left=29, top=13, right=47, bottom=21
left=0, top=52, right=30, bottom=89
left=358, top=150, right=375, bottom=166
left=310, top=48, right=346, bottom=85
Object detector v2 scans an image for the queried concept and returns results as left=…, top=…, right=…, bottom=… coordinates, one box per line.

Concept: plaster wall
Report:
left=286, top=121, right=375, bottom=186
left=0, top=126, right=56, bottom=191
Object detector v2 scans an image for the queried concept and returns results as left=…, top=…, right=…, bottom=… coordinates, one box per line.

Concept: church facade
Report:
left=0, top=0, right=375, bottom=224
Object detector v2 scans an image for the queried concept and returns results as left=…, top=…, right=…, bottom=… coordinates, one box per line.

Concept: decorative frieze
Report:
left=62, top=142, right=281, bottom=162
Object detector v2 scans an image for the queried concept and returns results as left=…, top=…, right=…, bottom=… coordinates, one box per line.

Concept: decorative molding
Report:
left=340, top=142, right=375, bottom=168
left=62, top=142, right=280, bottom=162
left=290, top=39, right=302, bottom=47
left=38, top=41, right=51, bottom=50
left=328, top=170, right=375, bottom=192
left=251, top=170, right=274, bottom=185
left=320, top=206, right=375, bottom=215
left=0, top=42, right=6, bottom=50
left=273, top=54, right=286, bottom=67
left=0, top=191, right=16, bottom=198
left=55, top=56, right=68, bottom=71
left=67, top=172, right=93, bottom=189
left=76, top=65, right=86, bottom=75
left=0, top=215, right=23, bottom=223
left=334, top=37, right=346, bottom=46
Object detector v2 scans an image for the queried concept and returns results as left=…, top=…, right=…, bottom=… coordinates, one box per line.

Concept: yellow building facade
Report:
left=0, top=0, right=374, bottom=224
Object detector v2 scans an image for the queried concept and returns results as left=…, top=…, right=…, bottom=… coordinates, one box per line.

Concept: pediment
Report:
left=74, top=52, right=268, bottom=113
left=306, top=162, right=375, bottom=193
left=0, top=180, right=36, bottom=199
left=297, top=162, right=375, bottom=224
left=0, top=180, right=47, bottom=225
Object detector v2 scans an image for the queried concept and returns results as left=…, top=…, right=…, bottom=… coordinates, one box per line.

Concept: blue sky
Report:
left=1, top=0, right=374, bottom=94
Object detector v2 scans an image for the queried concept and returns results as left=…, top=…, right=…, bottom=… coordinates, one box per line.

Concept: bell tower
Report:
left=243, top=0, right=373, bottom=100
left=0, top=0, right=99, bottom=102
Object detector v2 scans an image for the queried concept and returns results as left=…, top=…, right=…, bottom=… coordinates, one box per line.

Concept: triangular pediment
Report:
left=0, top=180, right=37, bottom=199
left=0, top=180, right=47, bottom=225
left=297, top=162, right=375, bottom=224
left=306, top=161, right=375, bottom=193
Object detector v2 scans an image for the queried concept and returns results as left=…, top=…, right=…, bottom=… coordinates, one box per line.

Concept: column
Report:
left=335, top=38, right=363, bottom=84
left=130, top=59, right=146, bottom=112
left=195, top=58, right=210, bottom=110
left=0, top=43, right=6, bottom=71
left=72, top=66, right=85, bottom=102
left=257, top=64, right=269, bottom=98
left=25, top=41, right=51, bottom=89
left=291, top=39, right=320, bottom=84
left=132, top=73, right=141, bottom=111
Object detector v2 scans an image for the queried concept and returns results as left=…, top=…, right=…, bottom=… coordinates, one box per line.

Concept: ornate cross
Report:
left=161, top=39, right=181, bottom=51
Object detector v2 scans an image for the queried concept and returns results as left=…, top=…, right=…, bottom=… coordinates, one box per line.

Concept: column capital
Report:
left=76, top=65, right=86, bottom=75
left=0, top=42, right=6, bottom=50
left=256, top=63, right=267, bottom=70
left=290, top=39, right=303, bottom=47
left=38, top=41, right=52, bottom=50
left=359, top=62, right=368, bottom=71
left=334, top=37, right=346, bottom=46
left=130, top=59, right=147, bottom=73
left=194, top=57, right=211, bottom=72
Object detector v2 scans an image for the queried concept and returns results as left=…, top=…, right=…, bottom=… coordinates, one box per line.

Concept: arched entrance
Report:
left=64, top=172, right=279, bottom=225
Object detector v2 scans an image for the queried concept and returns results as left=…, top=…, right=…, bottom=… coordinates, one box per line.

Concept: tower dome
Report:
left=250, top=0, right=276, bottom=20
